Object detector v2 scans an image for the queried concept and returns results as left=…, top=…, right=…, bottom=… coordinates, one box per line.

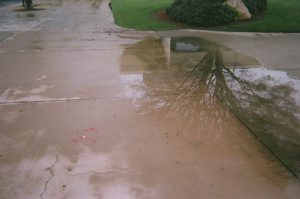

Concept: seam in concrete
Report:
left=0, top=46, right=166, bottom=54
left=0, top=96, right=121, bottom=105
left=0, top=93, right=186, bottom=106
left=0, top=32, right=20, bottom=44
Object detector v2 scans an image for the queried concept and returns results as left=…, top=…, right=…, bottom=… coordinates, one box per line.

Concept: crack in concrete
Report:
left=67, top=167, right=137, bottom=176
left=40, top=154, right=59, bottom=199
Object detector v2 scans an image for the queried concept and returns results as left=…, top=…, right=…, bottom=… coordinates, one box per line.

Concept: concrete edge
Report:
left=0, top=31, right=19, bottom=43
left=156, top=29, right=300, bottom=37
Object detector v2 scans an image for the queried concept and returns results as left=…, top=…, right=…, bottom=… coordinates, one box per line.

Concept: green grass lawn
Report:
left=111, top=0, right=177, bottom=30
left=111, top=0, right=300, bottom=32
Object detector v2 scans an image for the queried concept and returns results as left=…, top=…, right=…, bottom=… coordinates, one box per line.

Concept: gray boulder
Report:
left=225, top=0, right=251, bottom=20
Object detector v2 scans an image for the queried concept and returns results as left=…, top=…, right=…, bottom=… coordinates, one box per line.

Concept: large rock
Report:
left=225, top=0, right=251, bottom=20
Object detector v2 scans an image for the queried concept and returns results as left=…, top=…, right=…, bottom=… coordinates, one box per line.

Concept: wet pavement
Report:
left=1, top=0, right=300, bottom=198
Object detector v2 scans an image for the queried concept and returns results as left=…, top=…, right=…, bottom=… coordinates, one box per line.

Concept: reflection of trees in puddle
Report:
left=121, top=37, right=300, bottom=179
left=202, top=48, right=300, bottom=179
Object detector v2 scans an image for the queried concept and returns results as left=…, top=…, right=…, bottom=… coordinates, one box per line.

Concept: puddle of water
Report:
left=26, top=13, right=35, bottom=18
left=120, top=37, right=300, bottom=179
left=86, top=0, right=102, bottom=10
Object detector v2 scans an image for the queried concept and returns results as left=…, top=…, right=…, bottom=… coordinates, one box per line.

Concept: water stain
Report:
left=121, top=37, right=300, bottom=179
left=30, top=84, right=54, bottom=94
left=13, top=8, right=46, bottom=12
left=86, top=0, right=102, bottom=11
left=34, top=3, right=63, bottom=8
left=1, top=110, right=20, bottom=123
left=26, top=13, right=36, bottom=18
left=36, top=75, right=47, bottom=81
left=30, top=45, right=44, bottom=50
left=0, top=85, right=56, bottom=104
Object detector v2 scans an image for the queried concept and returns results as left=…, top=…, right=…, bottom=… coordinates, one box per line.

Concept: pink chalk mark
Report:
left=71, top=139, right=78, bottom=143
left=71, top=128, right=99, bottom=144
left=84, top=128, right=98, bottom=133
left=87, top=137, right=96, bottom=144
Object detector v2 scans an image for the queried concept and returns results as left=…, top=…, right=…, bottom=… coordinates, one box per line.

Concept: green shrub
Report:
left=166, top=0, right=238, bottom=27
left=242, top=0, right=267, bottom=15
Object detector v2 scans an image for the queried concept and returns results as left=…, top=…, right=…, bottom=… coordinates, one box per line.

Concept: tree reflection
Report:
left=190, top=48, right=300, bottom=179
left=121, top=38, right=300, bottom=178
left=208, top=49, right=300, bottom=178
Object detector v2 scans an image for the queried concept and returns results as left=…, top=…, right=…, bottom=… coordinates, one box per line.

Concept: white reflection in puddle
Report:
left=99, top=179, right=159, bottom=199
left=229, top=67, right=300, bottom=106
left=120, top=74, right=146, bottom=99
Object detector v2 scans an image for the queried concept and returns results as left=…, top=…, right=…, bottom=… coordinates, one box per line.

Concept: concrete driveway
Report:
left=0, top=0, right=300, bottom=198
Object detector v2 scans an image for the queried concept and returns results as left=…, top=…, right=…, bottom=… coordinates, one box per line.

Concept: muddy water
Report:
left=120, top=37, right=300, bottom=179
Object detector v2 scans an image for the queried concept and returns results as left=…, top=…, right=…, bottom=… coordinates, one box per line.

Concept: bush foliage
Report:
left=242, top=0, right=267, bottom=15
left=166, top=0, right=237, bottom=27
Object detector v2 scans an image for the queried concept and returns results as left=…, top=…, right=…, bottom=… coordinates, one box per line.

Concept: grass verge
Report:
left=111, top=0, right=177, bottom=30
left=111, top=0, right=300, bottom=32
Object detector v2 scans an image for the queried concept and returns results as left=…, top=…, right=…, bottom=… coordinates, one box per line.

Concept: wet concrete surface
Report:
left=1, top=0, right=300, bottom=198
